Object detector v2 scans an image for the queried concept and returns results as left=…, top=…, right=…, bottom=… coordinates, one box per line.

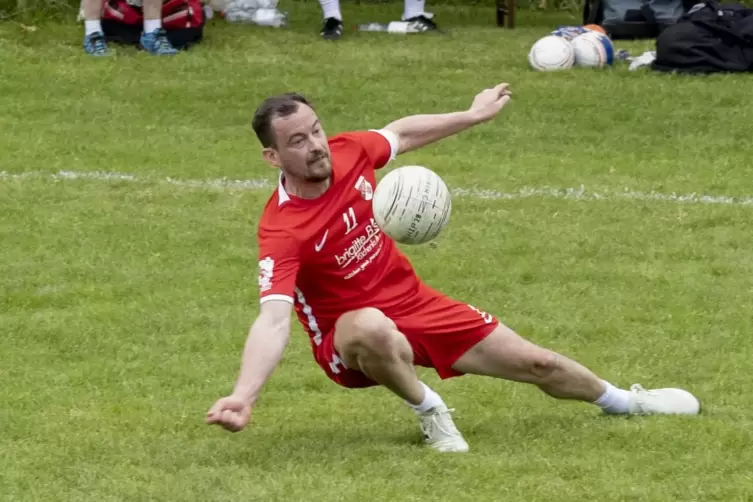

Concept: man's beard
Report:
left=305, top=153, right=331, bottom=182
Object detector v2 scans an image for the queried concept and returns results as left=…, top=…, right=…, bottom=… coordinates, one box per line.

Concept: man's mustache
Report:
left=307, top=152, right=328, bottom=165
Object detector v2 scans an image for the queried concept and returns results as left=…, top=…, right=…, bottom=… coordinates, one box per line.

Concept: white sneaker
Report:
left=627, top=384, right=701, bottom=415
left=417, top=404, right=469, bottom=453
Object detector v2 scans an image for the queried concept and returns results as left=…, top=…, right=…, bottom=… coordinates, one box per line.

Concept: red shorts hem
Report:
left=431, top=320, right=498, bottom=379
left=314, top=329, right=379, bottom=388
left=312, top=286, right=500, bottom=389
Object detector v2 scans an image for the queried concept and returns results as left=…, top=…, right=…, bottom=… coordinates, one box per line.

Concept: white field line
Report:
left=2, top=170, right=753, bottom=207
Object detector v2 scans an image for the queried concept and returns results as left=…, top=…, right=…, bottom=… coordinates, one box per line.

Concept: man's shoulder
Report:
left=327, top=131, right=364, bottom=153
left=328, top=129, right=397, bottom=172
left=258, top=191, right=298, bottom=236
left=328, top=130, right=391, bottom=151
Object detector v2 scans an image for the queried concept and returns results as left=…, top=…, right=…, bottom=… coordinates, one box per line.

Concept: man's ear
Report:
left=262, top=147, right=281, bottom=168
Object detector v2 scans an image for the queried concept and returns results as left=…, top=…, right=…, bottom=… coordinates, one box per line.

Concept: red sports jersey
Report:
left=256, top=129, right=421, bottom=347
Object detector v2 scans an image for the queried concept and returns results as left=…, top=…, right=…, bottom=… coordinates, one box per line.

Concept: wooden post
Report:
left=496, top=0, right=516, bottom=28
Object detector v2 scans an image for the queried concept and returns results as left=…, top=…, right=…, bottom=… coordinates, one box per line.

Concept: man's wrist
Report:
left=464, top=107, right=491, bottom=124
left=231, top=386, right=256, bottom=407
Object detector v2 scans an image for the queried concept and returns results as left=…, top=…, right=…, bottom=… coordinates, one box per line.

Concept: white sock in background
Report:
left=319, top=0, right=342, bottom=20
left=143, top=19, right=161, bottom=34
left=403, top=0, right=426, bottom=19
left=85, top=20, right=102, bottom=35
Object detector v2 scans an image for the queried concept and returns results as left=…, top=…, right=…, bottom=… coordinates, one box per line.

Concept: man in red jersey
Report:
left=206, top=84, right=701, bottom=452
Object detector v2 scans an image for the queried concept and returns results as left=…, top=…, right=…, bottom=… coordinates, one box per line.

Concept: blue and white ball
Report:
left=571, top=31, right=615, bottom=68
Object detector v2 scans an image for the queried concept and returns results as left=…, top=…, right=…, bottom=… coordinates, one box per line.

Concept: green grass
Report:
left=2, top=3, right=753, bottom=501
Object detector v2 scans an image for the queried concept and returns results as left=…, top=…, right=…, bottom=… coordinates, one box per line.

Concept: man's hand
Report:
left=469, top=83, right=512, bottom=123
left=381, top=82, right=513, bottom=155
left=204, top=301, right=292, bottom=434
left=206, top=395, right=252, bottom=432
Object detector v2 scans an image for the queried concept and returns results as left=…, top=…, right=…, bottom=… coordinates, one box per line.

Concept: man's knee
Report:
left=334, top=308, right=406, bottom=361
left=453, top=324, right=560, bottom=383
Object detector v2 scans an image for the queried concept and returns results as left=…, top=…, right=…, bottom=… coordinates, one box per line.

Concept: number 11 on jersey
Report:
left=343, top=207, right=357, bottom=235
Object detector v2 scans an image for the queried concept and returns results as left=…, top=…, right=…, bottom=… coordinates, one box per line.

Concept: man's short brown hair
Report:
left=251, top=93, right=314, bottom=148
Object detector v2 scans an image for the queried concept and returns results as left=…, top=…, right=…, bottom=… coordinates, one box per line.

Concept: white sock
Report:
left=143, top=19, right=161, bottom=34
left=594, top=381, right=632, bottom=414
left=403, top=0, right=426, bottom=19
left=85, top=20, right=102, bottom=36
left=407, top=381, right=445, bottom=413
left=319, top=0, right=342, bottom=20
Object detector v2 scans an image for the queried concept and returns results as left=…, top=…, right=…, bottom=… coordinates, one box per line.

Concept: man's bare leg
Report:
left=452, top=324, right=701, bottom=416
left=334, top=308, right=469, bottom=452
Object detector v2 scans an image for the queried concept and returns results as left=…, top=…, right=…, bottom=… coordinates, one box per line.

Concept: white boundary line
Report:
left=2, top=170, right=753, bottom=207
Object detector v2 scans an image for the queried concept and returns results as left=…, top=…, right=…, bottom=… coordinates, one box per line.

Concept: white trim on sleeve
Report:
left=260, top=294, right=294, bottom=305
left=369, top=128, right=399, bottom=162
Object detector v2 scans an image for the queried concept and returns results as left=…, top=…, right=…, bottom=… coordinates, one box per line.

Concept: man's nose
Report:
left=308, top=135, right=326, bottom=151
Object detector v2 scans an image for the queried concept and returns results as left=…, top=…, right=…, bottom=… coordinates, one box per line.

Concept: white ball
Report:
left=571, top=31, right=614, bottom=68
left=528, top=35, right=575, bottom=72
left=371, top=165, right=452, bottom=245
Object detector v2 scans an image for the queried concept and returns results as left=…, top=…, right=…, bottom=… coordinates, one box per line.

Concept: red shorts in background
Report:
left=313, top=283, right=499, bottom=389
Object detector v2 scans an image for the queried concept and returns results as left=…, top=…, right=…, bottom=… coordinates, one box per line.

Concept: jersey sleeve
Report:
left=256, top=228, right=300, bottom=305
left=349, top=129, right=399, bottom=170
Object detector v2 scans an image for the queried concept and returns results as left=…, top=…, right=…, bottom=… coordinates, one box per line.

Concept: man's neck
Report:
left=283, top=176, right=331, bottom=199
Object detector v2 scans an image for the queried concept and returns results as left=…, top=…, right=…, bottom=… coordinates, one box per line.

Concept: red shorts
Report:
left=312, top=284, right=499, bottom=388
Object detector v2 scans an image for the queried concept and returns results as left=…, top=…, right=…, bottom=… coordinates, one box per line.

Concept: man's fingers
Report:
left=206, top=405, right=226, bottom=423
left=493, top=83, right=509, bottom=95
left=480, top=83, right=508, bottom=95
left=206, top=411, right=237, bottom=429
left=228, top=420, right=243, bottom=433
left=217, top=411, right=244, bottom=432
left=206, top=400, right=226, bottom=417
left=207, top=409, right=250, bottom=432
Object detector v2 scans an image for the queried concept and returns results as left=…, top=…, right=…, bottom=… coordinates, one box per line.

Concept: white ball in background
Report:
left=571, top=31, right=615, bottom=67
left=528, top=35, right=575, bottom=71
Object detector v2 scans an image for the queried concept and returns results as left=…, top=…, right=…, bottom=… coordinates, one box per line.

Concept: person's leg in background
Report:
left=317, top=0, right=438, bottom=41
left=139, top=0, right=178, bottom=56
left=81, top=0, right=177, bottom=56
left=318, top=0, right=344, bottom=40
left=402, top=0, right=439, bottom=31
left=82, top=0, right=109, bottom=55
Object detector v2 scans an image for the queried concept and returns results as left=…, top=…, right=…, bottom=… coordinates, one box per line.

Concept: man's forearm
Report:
left=231, top=314, right=290, bottom=406
left=383, top=109, right=486, bottom=155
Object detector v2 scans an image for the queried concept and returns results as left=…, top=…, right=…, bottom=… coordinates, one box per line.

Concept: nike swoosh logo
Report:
left=314, top=230, right=328, bottom=252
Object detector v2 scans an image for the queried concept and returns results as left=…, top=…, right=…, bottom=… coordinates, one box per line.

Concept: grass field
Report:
left=2, top=2, right=753, bottom=501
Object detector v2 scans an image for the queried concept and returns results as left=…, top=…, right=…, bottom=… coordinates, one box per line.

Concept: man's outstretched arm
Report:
left=206, top=299, right=292, bottom=432
left=382, top=83, right=512, bottom=156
